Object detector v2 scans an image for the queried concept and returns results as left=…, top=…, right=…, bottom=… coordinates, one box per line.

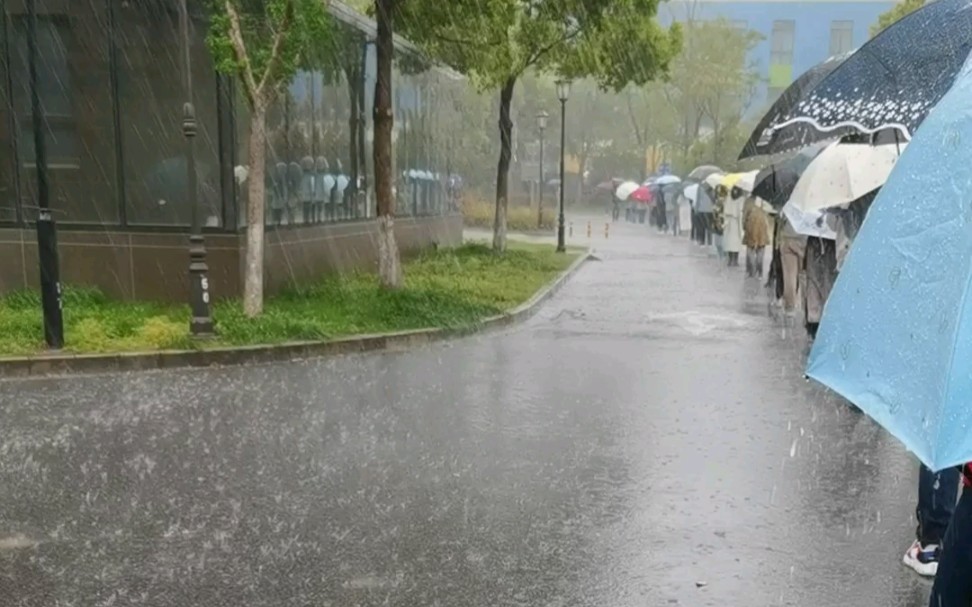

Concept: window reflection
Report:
left=0, top=13, right=16, bottom=223
left=116, top=0, right=220, bottom=227
left=5, top=0, right=117, bottom=224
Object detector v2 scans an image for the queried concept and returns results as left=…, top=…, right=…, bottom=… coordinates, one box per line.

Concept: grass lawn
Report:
left=0, top=243, right=581, bottom=357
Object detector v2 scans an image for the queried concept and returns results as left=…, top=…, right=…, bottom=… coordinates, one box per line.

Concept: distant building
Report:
left=659, top=0, right=896, bottom=114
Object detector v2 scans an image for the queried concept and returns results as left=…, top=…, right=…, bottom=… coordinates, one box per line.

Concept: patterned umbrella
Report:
left=771, top=0, right=972, bottom=143
left=739, top=51, right=852, bottom=159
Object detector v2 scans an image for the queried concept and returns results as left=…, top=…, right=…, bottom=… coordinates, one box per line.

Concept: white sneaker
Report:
left=903, top=539, right=940, bottom=577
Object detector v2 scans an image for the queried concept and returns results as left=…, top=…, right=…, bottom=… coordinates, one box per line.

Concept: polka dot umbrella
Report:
left=767, top=0, right=972, bottom=152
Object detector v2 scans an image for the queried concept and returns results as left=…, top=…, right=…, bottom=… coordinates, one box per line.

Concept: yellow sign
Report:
left=565, top=154, right=581, bottom=174
left=645, top=146, right=664, bottom=174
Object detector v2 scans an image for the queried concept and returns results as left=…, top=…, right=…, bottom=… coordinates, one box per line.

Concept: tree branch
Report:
left=256, top=0, right=296, bottom=97
left=224, top=0, right=259, bottom=105
left=519, top=25, right=581, bottom=76
left=624, top=90, right=644, bottom=147
left=434, top=30, right=502, bottom=51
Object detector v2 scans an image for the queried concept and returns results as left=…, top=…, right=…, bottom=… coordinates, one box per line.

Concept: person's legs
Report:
left=781, top=239, right=802, bottom=313
left=929, top=484, right=972, bottom=607
left=907, top=464, right=961, bottom=576
left=756, top=246, right=765, bottom=278
left=804, top=237, right=827, bottom=334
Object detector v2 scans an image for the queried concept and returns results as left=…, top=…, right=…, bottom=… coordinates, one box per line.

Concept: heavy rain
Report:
left=0, top=0, right=969, bottom=606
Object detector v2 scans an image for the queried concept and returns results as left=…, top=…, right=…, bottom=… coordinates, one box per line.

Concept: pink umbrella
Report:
left=629, top=185, right=653, bottom=203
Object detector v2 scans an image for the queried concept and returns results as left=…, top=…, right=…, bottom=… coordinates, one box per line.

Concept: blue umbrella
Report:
left=806, top=57, right=972, bottom=472
left=777, top=0, right=972, bottom=141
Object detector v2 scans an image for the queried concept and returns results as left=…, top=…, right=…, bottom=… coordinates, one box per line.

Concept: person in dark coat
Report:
left=928, top=464, right=972, bottom=606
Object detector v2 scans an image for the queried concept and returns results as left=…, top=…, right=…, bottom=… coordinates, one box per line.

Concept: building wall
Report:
left=0, top=214, right=462, bottom=303
left=660, top=0, right=896, bottom=113
left=1, top=0, right=468, bottom=231
left=0, top=1, right=467, bottom=303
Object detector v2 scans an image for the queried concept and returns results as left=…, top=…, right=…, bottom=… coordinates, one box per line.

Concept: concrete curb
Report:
left=0, top=251, right=591, bottom=379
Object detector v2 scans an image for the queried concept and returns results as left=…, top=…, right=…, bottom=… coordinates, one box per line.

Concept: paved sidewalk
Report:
left=0, top=220, right=926, bottom=607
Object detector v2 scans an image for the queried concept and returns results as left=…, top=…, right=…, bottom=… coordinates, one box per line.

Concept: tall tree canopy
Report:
left=397, top=0, right=681, bottom=251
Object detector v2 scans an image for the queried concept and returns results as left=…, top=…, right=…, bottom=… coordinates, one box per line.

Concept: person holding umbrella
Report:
left=801, top=43, right=972, bottom=604
left=930, top=464, right=972, bottom=605
left=715, top=174, right=744, bottom=266
left=743, top=197, right=771, bottom=278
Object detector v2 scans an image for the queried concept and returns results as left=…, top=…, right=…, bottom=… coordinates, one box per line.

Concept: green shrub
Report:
left=137, top=316, right=193, bottom=350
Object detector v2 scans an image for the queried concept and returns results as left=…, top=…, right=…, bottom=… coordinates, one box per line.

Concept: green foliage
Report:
left=629, top=19, right=761, bottom=168
left=871, top=0, right=925, bottom=37
left=398, top=0, right=680, bottom=91
left=206, top=0, right=332, bottom=108
left=563, top=2, right=683, bottom=92
left=0, top=246, right=577, bottom=356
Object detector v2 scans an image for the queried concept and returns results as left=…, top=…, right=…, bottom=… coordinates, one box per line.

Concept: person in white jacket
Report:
left=722, top=186, right=746, bottom=267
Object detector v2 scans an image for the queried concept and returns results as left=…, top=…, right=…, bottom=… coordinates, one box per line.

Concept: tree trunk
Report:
left=374, top=0, right=402, bottom=288
left=243, top=103, right=267, bottom=317
left=357, top=60, right=367, bottom=211
left=575, top=150, right=588, bottom=205
left=346, top=65, right=360, bottom=206
left=493, top=76, right=516, bottom=252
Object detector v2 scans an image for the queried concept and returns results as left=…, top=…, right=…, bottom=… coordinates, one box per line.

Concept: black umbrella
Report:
left=752, top=143, right=828, bottom=208
left=739, top=51, right=853, bottom=160
left=770, top=0, right=972, bottom=144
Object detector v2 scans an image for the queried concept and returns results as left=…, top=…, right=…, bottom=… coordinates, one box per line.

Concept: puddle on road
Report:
left=641, top=311, right=751, bottom=336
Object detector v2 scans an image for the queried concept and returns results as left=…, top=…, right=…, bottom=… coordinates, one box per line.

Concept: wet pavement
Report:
left=0, top=218, right=931, bottom=606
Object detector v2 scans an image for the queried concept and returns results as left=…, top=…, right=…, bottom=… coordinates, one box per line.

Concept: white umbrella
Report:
left=682, top=183, right=699, bottom=203
left=788, top=141, right=905, bottom=213
left=735, top=170, right=760, bottom=193
left=783, top=201, right=837, bottom=240
left=615, top=180, right=640, bottom=200
left=655, top=175, right=681, bottom=186
left=703, top=172, right=725, bottom=188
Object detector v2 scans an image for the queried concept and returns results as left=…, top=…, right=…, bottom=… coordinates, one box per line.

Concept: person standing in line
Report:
left=907, top=464, right=961, bottom=576
left=665, top=188, right=679, bottom=236
left=711, top=186, right=726, bottom=261
left=743, top=197, right=770, bottom=278
left=928, top=464, right=972, bottom=606
left=722, top=185, right=745, bottom=267
left=779, top=212, right=807, bottom=325
left=803, top=234, right=838, bottom=339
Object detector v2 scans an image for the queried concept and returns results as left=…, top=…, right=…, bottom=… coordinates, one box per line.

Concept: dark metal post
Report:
left=180, top=0, right=214, bottom=336
left=557, top=98, right=567, bottom=253
left=538, top=125, right=545, bottom=230
left=28, top=0, right=63, bottom=348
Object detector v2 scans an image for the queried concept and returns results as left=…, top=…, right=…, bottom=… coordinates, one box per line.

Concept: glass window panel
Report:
left=0, top=12, right=17, bottom=222
left=8, top=1, right=119, bottom=223
left=770, top=20, right=794, bottom=66
left=116, top=0, right=221, bottom=227
left=830, top=20, right=854, bottom=56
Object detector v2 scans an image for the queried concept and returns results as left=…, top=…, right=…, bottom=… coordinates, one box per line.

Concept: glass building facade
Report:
left=0, top=0, right=466, bottom=233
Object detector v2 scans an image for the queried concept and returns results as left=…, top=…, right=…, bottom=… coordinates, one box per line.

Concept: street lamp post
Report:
left=536, top=110, right=548, bottom=230
left=555, top=80, right=571, bottom=253
left=27, top=0, right=63, bottom=348
left=179, top=0, right=214, bottom=336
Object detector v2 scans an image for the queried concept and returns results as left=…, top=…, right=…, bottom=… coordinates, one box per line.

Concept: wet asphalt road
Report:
left=0, top=219, right=931, bottom=606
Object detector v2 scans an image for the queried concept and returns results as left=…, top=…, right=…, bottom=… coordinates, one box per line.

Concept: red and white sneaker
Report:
left=903, top=539, right=941, bottom=577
